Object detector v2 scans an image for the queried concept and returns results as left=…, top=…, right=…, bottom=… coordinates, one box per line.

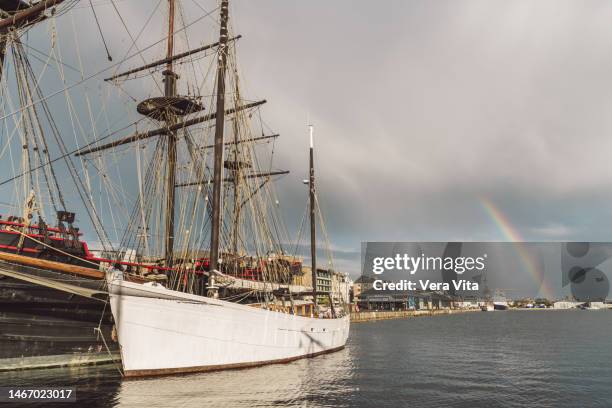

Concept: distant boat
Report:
left=493, top=290, right=509, bottom=311
left=579, top=302, right=606, bottom=310
left=480, top=302, right=494, bottom=312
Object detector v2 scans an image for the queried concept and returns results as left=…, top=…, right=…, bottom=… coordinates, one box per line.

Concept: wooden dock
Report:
left=0, top=352, right=120, bottom=372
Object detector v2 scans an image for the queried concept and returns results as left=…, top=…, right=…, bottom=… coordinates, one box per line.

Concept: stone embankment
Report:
left=350, top=308, right=479, bottom=323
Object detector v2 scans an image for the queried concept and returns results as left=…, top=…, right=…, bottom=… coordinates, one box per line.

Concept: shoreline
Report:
left=350, top=308, right=479, bottom=323
left=350, top=307, right=609, bottom=323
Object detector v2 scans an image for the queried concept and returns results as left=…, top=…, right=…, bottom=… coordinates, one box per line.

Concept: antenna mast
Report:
left=309, top=124, right=318, bottom=309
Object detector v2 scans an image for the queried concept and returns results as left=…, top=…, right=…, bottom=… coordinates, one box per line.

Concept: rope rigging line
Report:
left=106, top=0, right=162, bottom=93
left=0, top=4, right=221, bottom=124
left=13, top=41, right=66, bottom=212
left=0, top=117, right=148, bottom=188
left=88, top=0, right=113, bottom=61
left=0, top=1, right=341, bottom=307
left=17, top=38, right=114, bottom=248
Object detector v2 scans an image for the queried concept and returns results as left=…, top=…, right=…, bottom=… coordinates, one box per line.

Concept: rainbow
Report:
left=480, top=197, right=556, bottom=299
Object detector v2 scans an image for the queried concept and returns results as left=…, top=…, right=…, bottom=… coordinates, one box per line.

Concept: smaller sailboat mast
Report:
left=309, top=125, right=318, bottom=308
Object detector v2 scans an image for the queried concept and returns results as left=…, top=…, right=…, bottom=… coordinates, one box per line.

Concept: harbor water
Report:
left=1, top=310, right=611, bottom=407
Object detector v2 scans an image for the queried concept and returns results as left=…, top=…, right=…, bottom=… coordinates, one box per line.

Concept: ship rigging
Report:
left=0, top=0, right=349, bottom=375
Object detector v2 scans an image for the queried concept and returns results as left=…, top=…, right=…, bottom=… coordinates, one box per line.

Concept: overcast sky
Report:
left=5, top=0, right=612, bottom=281
left=229, top=0, right=612, bottom=277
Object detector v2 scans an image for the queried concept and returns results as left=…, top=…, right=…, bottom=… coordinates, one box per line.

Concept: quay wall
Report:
left=350, top=308, right=479, bottom=323
left=0, top=352, right=121, bottom=372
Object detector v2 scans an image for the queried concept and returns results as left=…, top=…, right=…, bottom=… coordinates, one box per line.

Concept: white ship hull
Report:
left=108, top=280, right=350, bottom=377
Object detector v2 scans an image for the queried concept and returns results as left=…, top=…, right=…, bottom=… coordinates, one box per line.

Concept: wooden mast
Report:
left=231, top=118, right=240, bottom=257
left=164, top=0, right=178, bottom=265
left=309, top=125, right=318, bottom=309
left=0, top=0, right=62, bottom=31
left=0, top=8, right=6, bottom=80
left=0, top=35, right=5, bottom=80
left=230, top=79, right=243, bottom=259
left=208, top=0, right=229, bottom=296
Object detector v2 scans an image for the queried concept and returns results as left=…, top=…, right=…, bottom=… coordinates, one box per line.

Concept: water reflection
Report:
left=0, top=364, right=121, bottom=407
left=116, top=348, right=356, bottom=408
left=3, top=311, right=612, bottom=408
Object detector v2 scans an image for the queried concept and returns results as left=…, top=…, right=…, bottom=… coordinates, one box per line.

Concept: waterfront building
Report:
left=332, top=272, right=352, bottom=305
left=353, top=275, right=376, bottom=302
left=357, top=288, right=454, bottom=311
left=300, top=266, right=350, bottom=304
left=553, top=301, right=580, bottom=309
left=291, top=262, right=312, bottom=289
left=454, top=296, right=481, bottom=309
left=317, top=268, right=333, bottom=295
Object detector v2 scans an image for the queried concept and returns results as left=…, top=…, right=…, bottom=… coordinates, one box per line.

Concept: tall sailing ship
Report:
left=0, top=0, right=349, bottom=373
left=0, top=0, right=117, bottom=364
